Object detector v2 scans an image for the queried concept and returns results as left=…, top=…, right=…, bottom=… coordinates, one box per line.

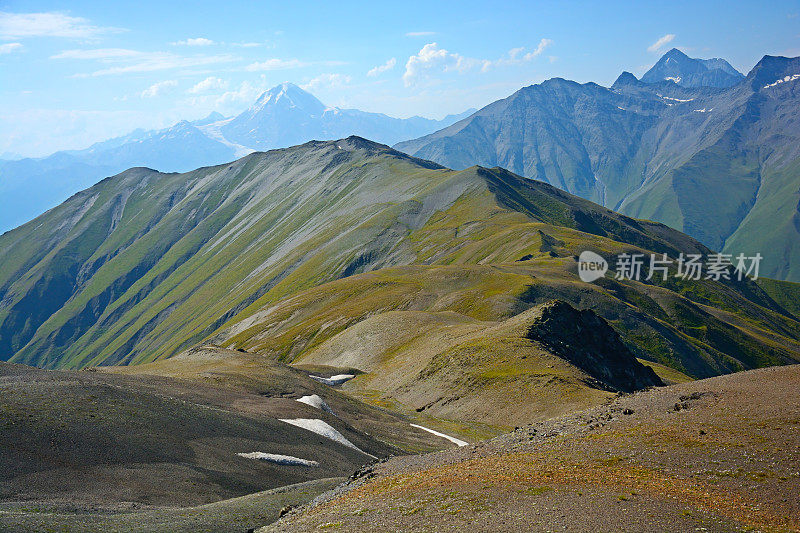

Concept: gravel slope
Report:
left=261, top=365, right=800, bottom=532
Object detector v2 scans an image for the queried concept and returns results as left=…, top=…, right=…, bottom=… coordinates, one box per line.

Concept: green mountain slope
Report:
left=1, top=137, right=797, bottom=391
left=395, top=54, right=800, bottom=281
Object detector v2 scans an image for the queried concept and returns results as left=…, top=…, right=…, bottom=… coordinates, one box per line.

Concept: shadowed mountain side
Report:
left=0, top=479, right=341, bottom=533
left=524, top=300, right=662, bottom=392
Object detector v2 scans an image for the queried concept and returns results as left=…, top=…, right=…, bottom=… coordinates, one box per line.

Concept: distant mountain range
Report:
left=0, top=83, right=473, bottom=233
left=3, top=49, right=799, bottom=282
left=219, top=82, right=473, bottom=151
left=396, top=49, right=800, bottom=281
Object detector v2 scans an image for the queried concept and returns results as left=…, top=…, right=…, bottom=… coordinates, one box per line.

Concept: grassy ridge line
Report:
left=2, top=138, right=798, bottom=373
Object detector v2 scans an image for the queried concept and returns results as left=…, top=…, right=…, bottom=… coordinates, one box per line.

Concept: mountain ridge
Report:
left=1, top=136, right=797, bottom=387
left=396, top=51, right=800, bottom=281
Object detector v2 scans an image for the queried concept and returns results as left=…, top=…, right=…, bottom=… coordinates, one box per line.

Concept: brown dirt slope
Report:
left=261, top=365, right=800, bottom=533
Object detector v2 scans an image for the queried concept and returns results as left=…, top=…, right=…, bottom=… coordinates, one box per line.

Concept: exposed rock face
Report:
left=526, top=300, right=663, bottom=392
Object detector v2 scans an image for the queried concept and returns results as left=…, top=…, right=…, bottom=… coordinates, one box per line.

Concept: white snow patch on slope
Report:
left=280, top=418, right=376, bottom=458
left=309, top=374, right=355, bottom=386
left=410, top=423, right=468, bottom=447
left=237, top=452, right=318, bottom=466
left=763, top=74, right=800, bottom=89
left=658, top=94, right=695, bottom=102
left=665, top=76, right=682, bottom=84
left=296, top=394, right=335, bottom=414
left=693, top=108, right=713, bottom=113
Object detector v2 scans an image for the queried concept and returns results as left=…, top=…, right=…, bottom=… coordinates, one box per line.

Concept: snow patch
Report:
left=236, top=452, right=318, bottom=466
left=309, top=374, right=355, bottom=386
left=296, top=394, right=335, bottom=414
left=658, top=94, right=695, bottom=103
left=693, top=108, right=713, bottom=113
left=410, top=423, right=468, bottom=447
left=280, top=418, right=376, bottom=458
left=763, top=74, right=800, bottom=89
left=665, top=76, right=682, bottom=84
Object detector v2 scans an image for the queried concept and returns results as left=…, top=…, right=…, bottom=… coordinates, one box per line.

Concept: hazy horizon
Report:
left=2, top=0, right=800, bottom=157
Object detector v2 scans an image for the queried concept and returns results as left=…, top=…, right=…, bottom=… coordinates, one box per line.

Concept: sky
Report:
left=1, top=0, right=799, bottom=157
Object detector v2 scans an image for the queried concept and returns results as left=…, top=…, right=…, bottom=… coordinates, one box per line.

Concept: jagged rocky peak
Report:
left=612, top=71, right=639, bottom=87
left=641, top=48, right=744, bottom=88
left=746, top=54, right=800, bottom=90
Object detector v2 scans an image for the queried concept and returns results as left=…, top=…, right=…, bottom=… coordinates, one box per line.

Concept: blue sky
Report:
left=1, top=0, right=799, bottom=157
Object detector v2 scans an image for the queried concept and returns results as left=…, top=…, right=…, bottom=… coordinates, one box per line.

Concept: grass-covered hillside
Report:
left=0, top=136, right=798, bottom=398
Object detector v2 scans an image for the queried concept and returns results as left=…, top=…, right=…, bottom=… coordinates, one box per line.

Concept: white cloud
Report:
left=188, top=76, right=227, bottom=94
left=480, top=39, right=554, bottom=72
left=367, top=57, right=396, bottom=77
left=214, top=80, right=266, bottom=106
left=141, top=80, right=178, bottom=98
left=403, top=43, right=475, bottom=86
left=508, top=47, right=525, bottom=60
left=171, top=37, right=215, bottom=46
left=301, top=73, right=352, bottom=92
left=245, top=58, right=306, bottom=71
left=527, top=38, right=553, bottom=59
left=51, top=46, right=239, bottom=77
left=73, top=52, right=238, bottom=76
left=648, top=34, right=675, bottom=53
left=405, top=31, right=436, bottom=37
left=0, top=11, right=123, bottom=40
left=0, top=42, right=22, bottom=54
left=404, top=40, right=552, bottom=85
left=51, top=48, right=141, bottom=60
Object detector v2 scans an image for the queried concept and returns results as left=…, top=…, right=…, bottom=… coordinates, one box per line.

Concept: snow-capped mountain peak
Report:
left=250, top=82, right=326, bottom=115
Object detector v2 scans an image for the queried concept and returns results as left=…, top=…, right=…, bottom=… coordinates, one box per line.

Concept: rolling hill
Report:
left=0, top=345, right=467, bottom=532
left=2, top=135, right=800, bottom=531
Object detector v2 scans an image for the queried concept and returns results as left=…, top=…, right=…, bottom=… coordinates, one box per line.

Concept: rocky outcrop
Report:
left=527, top=300, right=663, bottom=392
